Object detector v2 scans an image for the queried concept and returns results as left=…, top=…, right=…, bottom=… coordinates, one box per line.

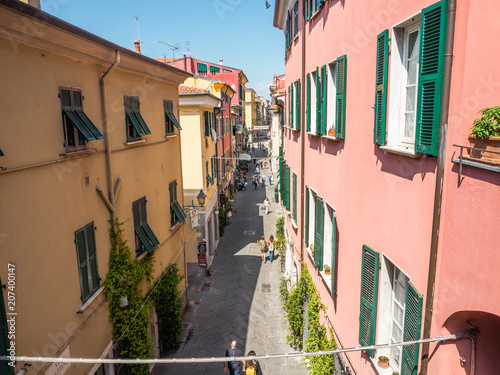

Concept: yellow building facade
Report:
left=0, top=2, right=190, bottom=375
left=244, top=88, right=257, bottom=142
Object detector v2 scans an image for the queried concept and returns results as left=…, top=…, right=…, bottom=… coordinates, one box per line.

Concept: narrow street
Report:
left=153, top=143, right=307, bottom=375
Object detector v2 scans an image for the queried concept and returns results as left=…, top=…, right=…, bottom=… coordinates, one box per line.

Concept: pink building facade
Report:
left=274, top=0, right=500, bottom=374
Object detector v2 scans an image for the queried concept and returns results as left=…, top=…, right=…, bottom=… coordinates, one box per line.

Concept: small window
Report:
left=210, top=66, right=220, bottom=74
left=293, top=1, right=299, bottom=37
left=310, top=70, right=319, bottom=134
left=75, top=222, right=100, bottom=303
left=164, top=100, right=181, bottom=135
left=169, top=180, right=187, bottom=227
left=206, top=160, right=214, bottom=187
left=132, top=197, right=159, bottom=255
left=59, top=86, right=103, bottom=152
left=197, top=63, right=207, bottom=74
left=124, top=96, right=151, bottom=142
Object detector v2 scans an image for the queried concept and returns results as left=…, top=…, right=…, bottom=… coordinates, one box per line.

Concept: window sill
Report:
left=322, top=135, right=340, bottom=141
left=78, top=286, right=104, bottom=313
left=136, top=251, right=149, bottom=261
left=369, top=355, right=399, bottom=375
left=60, top=148, right=96, bottom=157
left=170, top=221, right=182, bottom=231
left=320, top=270, right=332, bottom=291
left=293, top=33, right=299, bottom=42
left=307, top=131, right=321, bottom=137
left=290, top=217, right=298, bottom=229
left=165, top=134, right=177, bottom=139
left=124, top=139, right=147, bottom=146
left=379, top=145, right=420, bottom=158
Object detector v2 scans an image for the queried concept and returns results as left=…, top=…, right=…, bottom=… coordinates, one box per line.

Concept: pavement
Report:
left=153, top=142, right=307, bottom=374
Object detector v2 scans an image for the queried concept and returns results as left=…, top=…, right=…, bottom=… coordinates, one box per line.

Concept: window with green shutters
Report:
left=164, top=100, right=181, bottom=135
left=306, top=73, right=311, bottom=132
left=415, top=1, right=447, bottom=156
left=75, top=223, right=100, bottom=303
left=293, top=1, right=299, bottom=37
left=294, top=79, right=301, bottom=130
left=169, top=180, right=187, bottom=227
left=197, top=62, right=207, bottom=73
left=401, top=283, right=424, bottom=375
left=335, top=55, right=347, bottom=139
left=320, top=65, right=327, bottom=135
left=292, top=172, right=297, bottom=222
left=124, top=96, right=151, bottom=142
left=290, top=84, right=294, bottom=128
left=0, top=285, right=13, bottom=375
left=305, top=186, right=310, bottom=247
left=133, top=197, right=160, bottom=255
left=285, top=165, right=291, bottom=212
left=210, top=65, right=220, bottom=73
left=359, top=245, right=379, bottom=358
left=314, top=196, right=324, bottom=269
left=206, top=160, right=214, bottom=187
left=374, top=30, right=389, bottom=145
left=316, top=66, right=321, bottom=135
left=331, top=215, right=337, bottom=295
left=203, top=111, right=210, bottom=137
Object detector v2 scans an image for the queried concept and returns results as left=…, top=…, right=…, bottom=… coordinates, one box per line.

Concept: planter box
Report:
left=468, top=136, right=500, bottom=161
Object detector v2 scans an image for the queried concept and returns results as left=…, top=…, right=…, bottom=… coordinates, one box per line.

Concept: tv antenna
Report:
left=133, top=16, right=140, bottom=41
left=159, top=41, right=179, bottom=62
left=185, top=41, right=191, bottom=55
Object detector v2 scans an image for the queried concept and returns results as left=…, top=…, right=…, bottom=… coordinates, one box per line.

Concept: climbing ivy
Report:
left=104, top=219, right=154, bottom=375
left=275, top=217, right=286, bottom=267
left=151, top=264, right=184, bottom=351
left=281, top=263, right=336, bottom=375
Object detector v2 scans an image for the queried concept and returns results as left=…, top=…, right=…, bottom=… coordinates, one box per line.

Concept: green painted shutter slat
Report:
left=401, top=283, right=424, bottom=375
left=64, top=110, right=96, bottom=141
left=331, top=215, right=337, bottom=295
left=336, top=55, right=347, bottom=139
left=320, top=65, right=327, bottom=135
left=165, top=105, right=181, bottom=130
left=296, top=79, right=301, bottom=130
left=134, top=111, right=151, bottom=135
left=305, top=186, right=310, bottom=247
left=142, top=222, right=160, bottom=248
left=0, top=283, right=14, bottom=375
left=374, top=30, right=389, bottom=145
left=292, top=173, right=297, bottom=222
left=171, top=201, right=187, bottom=222
left=75, top=227, right=89, bottom=301
left=316, top=67, right=320, bottom=135
left=204, top=111, right=209, bottom=136
left=359, top=245, right=379, bottom=358
left=306, top=73, right=311, bottom=132
left=135, top=226, right=154, bottom=253
left=314, top=196, right=324, bottom=269
left=75, top=110, right=104, bottom=139
left=126, top=110, right=145, bottom=136
left=291, top=84, right=294, bottom=128
left=85, top=223, right=99, bottom=293
left=285, top=165, right=291, bottom=212
left=288, top=86, right=292, bottom=126
left=415, top=1, right=447, bottom=156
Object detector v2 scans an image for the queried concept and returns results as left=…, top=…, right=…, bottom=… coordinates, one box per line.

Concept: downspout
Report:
left=420, top=1, right=456, bottom=373
left=99, top=50, right=121, bottom=226
left=299, top=0, right=306, bottom=261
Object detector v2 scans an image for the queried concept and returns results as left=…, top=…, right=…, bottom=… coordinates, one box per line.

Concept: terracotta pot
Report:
left=328, top=129, right=336, bottom=137
left=377, top=356, right=390, bottom=368
left=325, top=270, right=331, bottom=276
left=468, top=136, right=500, bottom=160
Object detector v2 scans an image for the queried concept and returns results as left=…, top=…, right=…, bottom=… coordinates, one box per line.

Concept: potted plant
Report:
left=468, top=106, right=500, bottom=160
left=309, top=244, right=315, bottom=257
left=323, top=265, right=331, bottom=275
left=392, top=372, right=399, bottom=375
left=377, top=356, right=390, bottom=368
left=327, top=126, right=336, bottom=137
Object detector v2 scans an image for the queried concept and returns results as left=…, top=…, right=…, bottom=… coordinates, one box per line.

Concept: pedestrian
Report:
left=224, top=340, right=243, bottom=375
left=268, top=173, right=273, bottom=185
left=244, top=350, right=263, bottom=375
left=263, top=198, right=270, bottom=215
left=227, top=209, right=232, bottom=225
left=268, top=235, right=274, bottom=263
left=257, top=236, right=267, bottom=262
left=261, top=175, right=265, bottom=187
left=256, top=166, right=260, bottom=175
left=253, top=178, right=258, bottom=189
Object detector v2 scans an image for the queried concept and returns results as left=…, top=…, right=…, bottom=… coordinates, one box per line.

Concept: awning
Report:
left=239, top=153, right=251, bottom=161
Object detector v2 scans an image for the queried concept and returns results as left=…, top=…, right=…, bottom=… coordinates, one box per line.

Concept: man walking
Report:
left=224, top=340, right=243, bottom=375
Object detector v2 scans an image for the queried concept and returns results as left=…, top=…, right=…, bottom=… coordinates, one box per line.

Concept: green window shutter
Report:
left=75, top=227, right=90, bottom=301
left=401, top=283, right=424, bottom=375
left=164, top=100, right=181, bottom=130
left=75, top=110, right=104, bottom=139
left=0, top=284, right=14, bottom=375
left=210, top=66, right=220, bottom=73
left=374, top=30, right=389, bottom=145
left=135, top=226, right=154, bottom=253
left=291, top=84, right=294, bottom=128
left=359, top=245, right=380, bottom=358
left=285, top=165, right=290, bottom=211
left=85, top=223, right=99, bottom=293
left=316, top=67, right=321, bottom=135
left=314, top=196, right=324, bottom=269
left=288, top=86, right=292, bottom=126
left=331, top=215, right=337, bottom=296
left=197, top=63, right=207, bottom=73
left=306, top=73, right=311, bottom=132
left=292, top=172, right=297, bottom=222
left=171, top=201, right=187, bottom=223
left=142, top=222, right=160, bottom=248
left=305, top=186, right=310, bottom=247
left=63, top=110, right=96, bottom=140
left=415, top=1, right=447, bottom=156
left=336, top=55, right=347, bottom=139
left=296, top=80, right=301, bottom=130
left=320, top=65, right=327, bottom=135
left=204, top=111, right=210, bottom=136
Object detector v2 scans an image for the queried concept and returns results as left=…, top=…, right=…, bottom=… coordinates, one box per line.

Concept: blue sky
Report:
left=43, top=0, right=284, bottom=99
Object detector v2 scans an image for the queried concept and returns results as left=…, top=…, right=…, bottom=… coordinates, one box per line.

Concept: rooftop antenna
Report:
left=133, top=16, right=140, bottom=41
left=159, top=41, right=179, bottom=64
left=185, top=41, right=191, bottom=56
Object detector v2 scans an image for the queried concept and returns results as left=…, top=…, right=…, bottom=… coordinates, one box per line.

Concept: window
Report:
left=203, top=111, right=210, bottom=137
left=164, top=100, right=181, bottom=135
left=59, top=86, right=103, bottom=152
left=309, top=69, right=319, bottom=135
left=169, top=180, right=187, bottom=227
left=206, top=160, right=214, bottom=187
left=294, top=79, right=301, bottom=130
left=376, top=2, right=447, bottom=156
left=0, top=284, right=13, bottom=375
left=293, top=1, right=299, bottom=37
left=132, top=197, right=160, bottom=255
left=74, top=222, right=100, bottom=303
left=210, top=65, right=220, bottom=74
left=322, top=203, right=337, bottom=295
left=292, top=172, right=297, bottom=222
left=124, top=96, right=151, bottom=142
left=313, top=195, right=324, bottom=269
left=211, top=156, right=217, bottom=183
left=359, top=246, right=424, bottom=374
left=197, top=62, right=207, bottom=74
left=281, top=164, right=291, bottom=211
left=306, top=0, right=325, bottom=20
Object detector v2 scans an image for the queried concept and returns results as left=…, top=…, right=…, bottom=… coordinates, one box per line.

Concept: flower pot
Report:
left=468, top=136, right=500, bottom=161
left=328, top=129, right=336, bottom=137
left=377, top=356, right=390, bottom=368
left=325, top=270, right=331, bottom=276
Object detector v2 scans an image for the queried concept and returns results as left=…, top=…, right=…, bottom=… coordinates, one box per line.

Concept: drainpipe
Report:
left=420, top=1, right=456, bottom=373
left=99, top=50, right=121, bottom=226
left=299, top=0, right=306, bottom=261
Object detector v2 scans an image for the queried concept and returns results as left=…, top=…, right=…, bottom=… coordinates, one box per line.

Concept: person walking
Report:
left=262, top=198, right=270, bottom=215
left=257, top=236, right=267, bottom=262
left=268, top=235, right=275, bottom=263
left=268, top=173, right=273, bottom=185
left=261, top=175, right=265, bottom=187
left=224, top=340, right=243, bottom=375
left=244, top=350, right=263, bottom=375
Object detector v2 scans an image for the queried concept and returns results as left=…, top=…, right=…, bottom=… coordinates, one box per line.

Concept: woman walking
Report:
left=257, top=236, right=267, bottom=262
left=268, top=235, right=275, bottom=263
left=244, top=350, right=263, bottom=375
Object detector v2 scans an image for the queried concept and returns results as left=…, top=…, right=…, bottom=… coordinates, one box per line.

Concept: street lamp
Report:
left=225, top=161, right=231, bottom=172
left=196, top=189, right=207, bottom=207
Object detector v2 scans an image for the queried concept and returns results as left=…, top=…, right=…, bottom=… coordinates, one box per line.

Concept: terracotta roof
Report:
left=178, top=85, right=209, bottom=94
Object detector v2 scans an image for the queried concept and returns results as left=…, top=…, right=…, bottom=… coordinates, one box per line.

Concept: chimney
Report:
left=134, top=39, right=141, bottom=54
left=19, top=0, right=41, bottom=9
left=219, top=59, right=223, bottom=66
